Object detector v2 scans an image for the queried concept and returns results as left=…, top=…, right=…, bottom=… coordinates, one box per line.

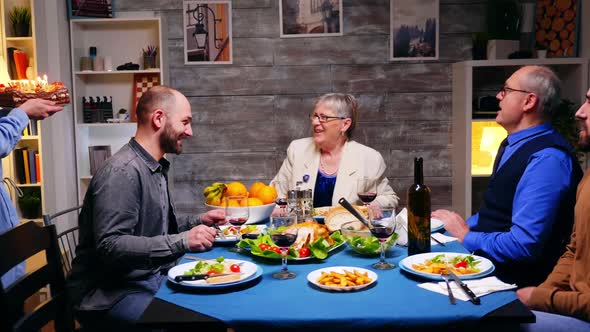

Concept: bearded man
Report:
left=67, top=86, right=225, bottom=331
left=515, top=88, right=590, bottom=331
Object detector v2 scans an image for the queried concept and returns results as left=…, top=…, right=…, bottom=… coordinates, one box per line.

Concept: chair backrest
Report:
left=43, top=206, right=83, bottom=276
left=0, top=221, right=75, bottom=332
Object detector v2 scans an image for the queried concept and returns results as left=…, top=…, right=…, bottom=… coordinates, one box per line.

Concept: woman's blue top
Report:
left=313, top=170, right=337, bottom=207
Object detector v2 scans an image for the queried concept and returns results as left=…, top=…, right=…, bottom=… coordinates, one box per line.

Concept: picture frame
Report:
left=279, top=0, right=343, bottom=38
left=534, top=0, right=580, bottom=58
left=183, top=0, right=233, bottom=65
left=67, top=0, right=114, bottom=19
left=390, top=0, right=439, bottom=61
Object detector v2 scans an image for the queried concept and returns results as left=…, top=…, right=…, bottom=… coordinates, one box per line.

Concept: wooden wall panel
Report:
left=113, top=0, right=488, bottom=216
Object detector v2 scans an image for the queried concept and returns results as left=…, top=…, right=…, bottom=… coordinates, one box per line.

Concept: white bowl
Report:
left=205, top=202, right=275, bottom=224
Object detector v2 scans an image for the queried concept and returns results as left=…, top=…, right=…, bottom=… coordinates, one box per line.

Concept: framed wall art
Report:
left=280, top=0, right=343, bottom=38
left=390, top=0, right=439, bottom=61
left=535, top=0, right=580, bottom=58
left=183, top=0, right=233, bottom=64
left=67, top=0, right=113, bottom=19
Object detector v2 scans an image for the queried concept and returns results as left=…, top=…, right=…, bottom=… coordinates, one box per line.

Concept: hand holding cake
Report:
left=18, top=98, right=64, bottom=120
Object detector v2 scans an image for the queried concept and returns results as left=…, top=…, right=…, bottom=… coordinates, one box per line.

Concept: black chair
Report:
left=0, top=221, right=75, bottom=332
left=43, top=205, right=83, bottom=276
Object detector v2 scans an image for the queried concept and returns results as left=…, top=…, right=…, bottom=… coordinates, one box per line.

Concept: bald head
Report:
left=517, top=65, right=561, bottom=119
left=135, top=85, right=183, bottom=124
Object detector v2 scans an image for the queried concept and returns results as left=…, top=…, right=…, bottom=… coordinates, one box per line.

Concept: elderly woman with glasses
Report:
left=271, top=93, right=399, bottom=208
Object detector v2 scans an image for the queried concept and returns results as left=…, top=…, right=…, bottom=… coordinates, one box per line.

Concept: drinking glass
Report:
left=357, top=177, right=378, bottom=206
left=368, top=204, right=397, bottom=270
left=271, top=180, right=289, bottom=217
left=268, top=212, right=298, bottom=279
left=225, top=195, right=249, bottom=253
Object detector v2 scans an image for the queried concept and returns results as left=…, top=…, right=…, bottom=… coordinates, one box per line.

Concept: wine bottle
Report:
left=407, top=157, right=431, bottom=255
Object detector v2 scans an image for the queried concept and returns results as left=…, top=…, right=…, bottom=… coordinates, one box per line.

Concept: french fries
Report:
left=411, top=261, right=479, bottom=275
left=316, top=269, right=372, bottom=287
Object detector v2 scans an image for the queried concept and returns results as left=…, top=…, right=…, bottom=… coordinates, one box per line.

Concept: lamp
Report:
left=186, top=4, right=223, bottom=51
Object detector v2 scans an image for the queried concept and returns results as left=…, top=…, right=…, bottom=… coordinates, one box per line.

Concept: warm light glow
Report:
left=7, top=74, right=49, bottom=92
left=472, top=121, right=507, bottom=176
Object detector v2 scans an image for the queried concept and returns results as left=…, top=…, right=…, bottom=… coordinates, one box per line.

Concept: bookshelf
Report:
left=70, top=17, right=164, bottom=201
left=0, top=0, right=44, bottom=222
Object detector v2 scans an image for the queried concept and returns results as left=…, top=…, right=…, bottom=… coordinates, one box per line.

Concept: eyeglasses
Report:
left=499, top=86, right=533, bottom=98
left=309, top=113, right=348, bottom=123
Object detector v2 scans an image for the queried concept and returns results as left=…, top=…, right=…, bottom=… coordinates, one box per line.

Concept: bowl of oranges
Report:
left=204, top=181, right=277, bottom=224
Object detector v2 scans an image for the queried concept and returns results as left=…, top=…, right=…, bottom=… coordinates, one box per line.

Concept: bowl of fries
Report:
left=340, top=221, right=398, bottom=256
left=307, top=266, right=377, bottom=291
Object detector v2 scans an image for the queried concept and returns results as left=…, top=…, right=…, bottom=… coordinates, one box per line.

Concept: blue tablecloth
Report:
left=155, top=241, right=518, bottom=331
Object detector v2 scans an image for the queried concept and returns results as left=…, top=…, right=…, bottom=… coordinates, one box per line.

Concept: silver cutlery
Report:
left=448, top=270, right=480, bottom=305
left=441, top=273, right=456, bottom=305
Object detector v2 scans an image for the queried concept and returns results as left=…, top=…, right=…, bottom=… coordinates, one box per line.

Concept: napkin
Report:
left=417, top=276, right=517, bottom=302
left=396, top=208, right=457, bottom=246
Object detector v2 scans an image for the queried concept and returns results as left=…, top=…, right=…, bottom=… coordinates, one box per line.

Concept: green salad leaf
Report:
left=344, top=233, right=399, bottom=256
left=237, top=231, right=343, bottom=259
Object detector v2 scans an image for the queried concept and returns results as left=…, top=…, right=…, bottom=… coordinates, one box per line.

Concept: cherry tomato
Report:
left=206, top=270, right=219, bottom=276
left=298, top=247, right=311, bottom=258
left=270, top=246, right=281, bottom=254
left=230, top=264, right=241, bottom=273
left=454, top=260, right=468, bottom=269
left=259, top=243, right=270, bottom=251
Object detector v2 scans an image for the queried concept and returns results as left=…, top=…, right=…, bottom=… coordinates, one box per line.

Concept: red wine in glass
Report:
left=370, top=226, right=394, bottom=241
left=271, top=233, right=297, bottom=247
left=358, top=191, right=377, bottom=204
left=228, top=217, right=248, bottom=227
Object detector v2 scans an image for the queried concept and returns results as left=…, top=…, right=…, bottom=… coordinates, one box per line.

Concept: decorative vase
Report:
left=13, top=23, right=30, bottom=37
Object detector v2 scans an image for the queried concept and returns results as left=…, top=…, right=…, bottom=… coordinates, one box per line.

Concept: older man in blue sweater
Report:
left=434, top=66, right=582, bottom=287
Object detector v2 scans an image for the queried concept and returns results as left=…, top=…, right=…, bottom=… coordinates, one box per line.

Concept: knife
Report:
left=338, top=197, right=371, bottom=228
left=174, top=273, right=240, bottom=282
left=448, top=270, right=480, bottom=305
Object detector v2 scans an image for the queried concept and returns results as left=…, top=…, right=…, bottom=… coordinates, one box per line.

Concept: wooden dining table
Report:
left=139, top=239, right=535, bottom=331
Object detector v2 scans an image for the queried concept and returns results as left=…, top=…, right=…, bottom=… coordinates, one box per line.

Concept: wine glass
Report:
left=268, top=211, right=298, bottom=280
left=357, top=177, right=378, bottom=207
left=271, top=180, right=289, bottom=217
left=368, top=204, right=397, bottom=270
left=225, top=195, right=249, bottom=253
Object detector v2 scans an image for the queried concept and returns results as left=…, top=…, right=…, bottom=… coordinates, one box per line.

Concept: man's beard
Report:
left=160, top=123, right=183, bottom=155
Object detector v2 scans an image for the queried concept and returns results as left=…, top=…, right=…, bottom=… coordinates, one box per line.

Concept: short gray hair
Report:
left=314, top=93, right=359, bottom=139
left=520, top=65, right=561, bottom=119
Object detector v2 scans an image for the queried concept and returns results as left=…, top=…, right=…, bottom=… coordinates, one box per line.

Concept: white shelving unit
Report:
left=452, top=58, right=589, bottom=218
left=0, top=0, right=45, bottom=222
left=70, top=17, right=164, bottom=201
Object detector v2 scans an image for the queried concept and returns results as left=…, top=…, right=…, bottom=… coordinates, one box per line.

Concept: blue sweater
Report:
left=0, top=108, right=28, bottom=288
left=466, top=124, right=582, bottom=286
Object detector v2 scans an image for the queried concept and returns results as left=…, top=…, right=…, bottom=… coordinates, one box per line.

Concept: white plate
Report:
left=167, top=259, right=258, bottom=288
left=399, top=252, right=495, bottom=280
left=431, top=218, right=444, bottom=232
left=307, top=266, right=378, bottom=292
left=215, top=225, right=266, bottom=243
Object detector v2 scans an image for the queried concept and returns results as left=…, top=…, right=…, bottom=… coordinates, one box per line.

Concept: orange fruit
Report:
left=242, top=197, right=264, bottom=207
left=257, top=185, right=277, bottom=205
left=226, top=181, right=248, bottom=197
left=249, top=182, right=266, bottom=198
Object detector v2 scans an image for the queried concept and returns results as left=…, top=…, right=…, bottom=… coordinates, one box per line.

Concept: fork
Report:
left=441, top=273, right=456, bottom=305
left=213, top=224, right=226, bottom=239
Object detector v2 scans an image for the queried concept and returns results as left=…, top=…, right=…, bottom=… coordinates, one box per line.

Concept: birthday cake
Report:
left=0, top=80, right=70, bottom=107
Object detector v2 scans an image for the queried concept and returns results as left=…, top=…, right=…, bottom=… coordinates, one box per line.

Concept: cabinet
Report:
left=70, top=17, right=164, bottom=201
left=0, top=0, right=44, bottom=223
left=452, top=58, right=589, bottom=218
